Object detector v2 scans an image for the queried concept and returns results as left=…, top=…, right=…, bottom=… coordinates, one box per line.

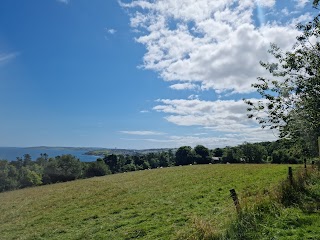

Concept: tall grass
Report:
left=199, top=165, right=320, bottom=240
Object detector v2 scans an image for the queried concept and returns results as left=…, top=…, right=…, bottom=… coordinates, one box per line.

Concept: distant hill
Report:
left=26, top=146, right=100, bottom=151
left=24, top=146, right=176, bottom=157
left=84, top=148, right=176, bottom=157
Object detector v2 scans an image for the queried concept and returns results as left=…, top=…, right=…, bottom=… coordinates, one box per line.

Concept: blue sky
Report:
left=0, top=0, right=316, bottom=149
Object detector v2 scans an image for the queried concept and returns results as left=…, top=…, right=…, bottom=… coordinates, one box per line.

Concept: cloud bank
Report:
left=120, top=130, right=166, bottom=136
left=121, top=0, right=305, bottom=93
left=121, top=0, right=312, bottom=147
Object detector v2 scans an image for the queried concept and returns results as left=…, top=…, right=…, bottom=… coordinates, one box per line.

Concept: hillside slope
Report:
left=0, top=164, right=301, bottom=239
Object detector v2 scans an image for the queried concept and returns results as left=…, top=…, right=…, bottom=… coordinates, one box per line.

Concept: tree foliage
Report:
left=194, top=145, right=210, bottom=164
left=85, top=159, right=111, bottom=178
left=175, top=146, right=194, bottom=165
left=240, top=142, right=267, bottom=163
left=44, top=155, right=83, bottom=183
left=245, top=5, right=320, bottom=156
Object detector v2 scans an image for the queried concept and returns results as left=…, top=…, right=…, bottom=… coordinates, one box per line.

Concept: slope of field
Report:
left=0, top=164, right=298, bottom=239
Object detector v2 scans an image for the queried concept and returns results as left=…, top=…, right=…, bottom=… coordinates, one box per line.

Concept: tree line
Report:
left=0, top=138, right=313, bottom=193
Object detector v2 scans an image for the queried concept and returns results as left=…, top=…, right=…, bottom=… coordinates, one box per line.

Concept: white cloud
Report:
left=289, top=12, right=313, bottom=26
left=106, top=28, right=117, bottom=35
left=122, top=131, right=276, bottom=148
left=153, top=98, right=277, bottom=143
left=120, top=0, right=313, bottom=147
left=256, top=0, right=276, bottom=8
left=121, top=0, right=301, bottom=93
left=188, top=94, right=199, bottom=100
left=57, top=0, right=69, bottom=4
left=120, top=130, right=166, bottom=136
left=169, top=83, right=199, bottom=90
left=140, top=110, right=150, bottom=113
left=294, top=0, right=310, bottom=8
left=281, top=8, right=290, bottom=16
left=0, top=52, right=19, bottom=65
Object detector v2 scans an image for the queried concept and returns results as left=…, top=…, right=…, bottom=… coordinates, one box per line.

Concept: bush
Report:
left=44, top=155, right=82, bottom=183
left=85, top=161, right=111, bottom=178
left=19, top=167, right=42, bottom=188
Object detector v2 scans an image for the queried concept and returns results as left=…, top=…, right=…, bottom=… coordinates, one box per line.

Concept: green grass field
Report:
left=0, top=164, right=314, bottom=240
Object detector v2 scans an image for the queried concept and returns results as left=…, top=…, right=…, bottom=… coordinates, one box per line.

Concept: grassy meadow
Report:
left=0, top=164, right=316, bottom=239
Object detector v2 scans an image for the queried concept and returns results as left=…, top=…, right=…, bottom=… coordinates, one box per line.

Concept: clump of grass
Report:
left=175, top=217, right=221, bottom=240
left=213, top=166, right=320, bottom=240
left=223, top=200, right=282, bottom=240
left=278, top=166, right=320, bottom=211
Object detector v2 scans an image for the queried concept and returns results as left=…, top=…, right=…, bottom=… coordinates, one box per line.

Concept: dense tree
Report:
left=85, top=159, right=111, bottom=178
left=158, top=152, right=171, bottom=167
left=222, top=147, right=243, bottom=163
left=240, top=142, right=267, bottom=163
left=122, top=163, right=136, bottom=172
left=213, top=148, right=223, bottom=157
left=0, top=160, right=19, bottom=192
left=44, top=155, right=82, bottom=183
left=36, top=153, right=48, bottom=167
left=175, top=146, right=194, bottom=165
left=104, top=154, right=120, bottom=173
left=245, top=3, right=320, bottom=157
left=194, top=145, right=210, bottom=164
left=148, top=157, right=160, bottom=168
left=19, top=167, right=42, bottom=188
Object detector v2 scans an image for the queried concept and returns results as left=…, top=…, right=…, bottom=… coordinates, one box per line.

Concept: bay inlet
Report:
left=0, top=147, right=100, bottom=162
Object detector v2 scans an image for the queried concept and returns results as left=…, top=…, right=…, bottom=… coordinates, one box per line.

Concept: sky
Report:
left=0, top=0, right=317, bottom=149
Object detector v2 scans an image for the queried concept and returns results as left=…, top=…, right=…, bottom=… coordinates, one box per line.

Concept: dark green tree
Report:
left=104, top=154, right=119, bottom=173
left=85, top=159, right=111, bottom=178
left=0, top=160, right=19, bottom=192
left=23, top=154, right=32, bottom=166
left=44, top=155, right=82, bottom=183
left=222, top=147, right=242, bottom=163
left=158, top=151, right=171, bottom=167
left=194, top=145, right=210, bottom=164
left=36, top=153, right=49, bottom=167
left=213, top=148, right=223, bottom=157
left=175, top=146, right=194, bottom=165
left=240, top=142, right=267, bottom=163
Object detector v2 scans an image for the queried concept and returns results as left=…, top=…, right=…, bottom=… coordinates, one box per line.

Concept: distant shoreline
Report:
left=0, top=147, right=176, bottom=161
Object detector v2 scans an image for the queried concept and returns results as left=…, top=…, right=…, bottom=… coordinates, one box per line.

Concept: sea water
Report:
left=0, top=147, right=100, bottom=162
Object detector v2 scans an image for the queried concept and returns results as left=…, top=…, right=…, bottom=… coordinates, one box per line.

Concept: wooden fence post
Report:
left=230, top=189, right=241, bottom=214
left=304, top=159, right=307, bottom=169
left=288, top=167, right=293, bottom=185
left=318, top=136, right=320, bottom=158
